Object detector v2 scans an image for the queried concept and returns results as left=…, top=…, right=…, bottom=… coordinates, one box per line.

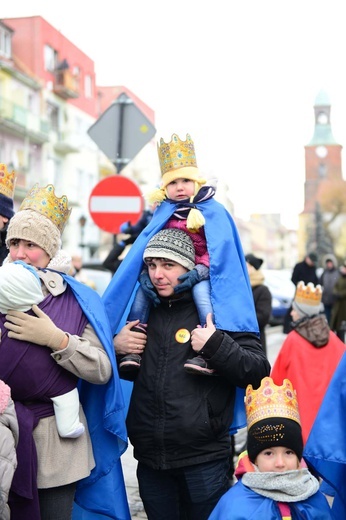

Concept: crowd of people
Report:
left=0, top=130, right=345, bottom=520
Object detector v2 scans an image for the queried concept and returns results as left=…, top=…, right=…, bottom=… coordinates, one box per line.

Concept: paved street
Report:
left=121, top=325, right=286, bottom=518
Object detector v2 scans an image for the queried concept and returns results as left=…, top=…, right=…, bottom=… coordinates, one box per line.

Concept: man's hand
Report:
left=139, top=270, right=160, bottom=306
left=191, top=313, right=216, bottom=352
left=113, top=319, right=147, bottom=356
left=4, top=305, right=67, bottom=351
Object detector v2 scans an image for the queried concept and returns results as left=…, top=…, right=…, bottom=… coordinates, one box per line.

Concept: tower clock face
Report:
left=315, top=145, right=328, bottom=158
left=317, top=112, right=328, bottom=124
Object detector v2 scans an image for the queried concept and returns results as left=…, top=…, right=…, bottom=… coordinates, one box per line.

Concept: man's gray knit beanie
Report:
left=143, top=228, right=195, bottom=271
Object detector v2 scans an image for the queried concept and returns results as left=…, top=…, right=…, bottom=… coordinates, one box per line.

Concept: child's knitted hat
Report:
left=246, top=377, right=303, bottom=463
left=143, top=228, right=195, bottom=271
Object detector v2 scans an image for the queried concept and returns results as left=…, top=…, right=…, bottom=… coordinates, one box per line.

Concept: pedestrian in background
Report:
left=245, top=253, right=272, bottom=356
left=283, top=252, right=319, bottom=333
left=330, top=259, right=346, bottom=340
left=102, top=208, right=153, bottom=275
left=209, top=377, right=333, bottom=520
left=1, top=183, right=129, bottom=520
left=319, top=254, right=340, bottom=324
left=271, top=281, right=345, bottom=443
left=0, top=164, right=15, bottom=266
left=110, top=228, right=270, bottom=520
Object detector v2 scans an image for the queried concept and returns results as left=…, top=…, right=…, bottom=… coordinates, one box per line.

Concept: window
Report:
left=44, top=45, right=58, bottom=72
left=84, top=75, right=93, bottom=98
left=318, top=163, right=327, bottom=178
left=46, top=102, right=60, bottom=132
left=0, top=25, right=12, bottom=58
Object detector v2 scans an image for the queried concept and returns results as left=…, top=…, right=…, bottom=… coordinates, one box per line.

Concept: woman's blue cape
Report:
left=103, top=199, right=259, bottom=434
left=59, top=274, right=130, bottom=520
left=304, top=352, right=346, bottom=519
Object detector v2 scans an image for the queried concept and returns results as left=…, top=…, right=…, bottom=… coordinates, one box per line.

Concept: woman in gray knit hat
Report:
left=0, top=184, right=129, bottom=520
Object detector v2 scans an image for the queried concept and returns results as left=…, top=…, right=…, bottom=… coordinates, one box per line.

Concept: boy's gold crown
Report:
left=157, top=133, right=198, bottom=175
left=19, top=184, right=72, bottom=233
left=245, top=377, right=300, bottom=430
left=0, top=164, right=15, bottom=199
left=295, top=281, right=322, bottom=307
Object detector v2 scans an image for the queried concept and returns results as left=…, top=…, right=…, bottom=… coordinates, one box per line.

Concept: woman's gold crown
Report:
left=0, top=164, right=16, bottom=199
left=245, top=377, right=301, bottom=430
left=19, top=184, right=72, bottom=233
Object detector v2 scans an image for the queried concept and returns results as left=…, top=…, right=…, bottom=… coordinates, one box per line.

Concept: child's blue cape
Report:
left=58, top=274, right=130, bottom=520
left=103, top=198, right=260, bottom=434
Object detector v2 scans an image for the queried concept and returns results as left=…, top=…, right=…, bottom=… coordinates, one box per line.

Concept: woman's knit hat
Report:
left=0, top=261, right=43, bottom=313
left=143, top=228, right=195, bottom=271
left=6, top=184, right=71, bottom=259
left=0, top=164, right=15, bottom=219
left=292, top=281, right=324, bottom=318
left=246, top=377, right=303, bottom=463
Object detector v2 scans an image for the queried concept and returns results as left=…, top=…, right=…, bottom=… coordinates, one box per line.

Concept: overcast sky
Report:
left=3, top=0, right=346, bottom=228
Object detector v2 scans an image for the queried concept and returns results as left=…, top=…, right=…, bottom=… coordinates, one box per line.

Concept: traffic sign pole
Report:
left=87, top=92, right=156, bottom=173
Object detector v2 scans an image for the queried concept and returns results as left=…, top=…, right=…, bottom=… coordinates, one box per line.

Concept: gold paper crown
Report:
left=0, top=164, right=16, bottom=199
left=157, top=133, right=198, bottom=176
left=294, top=281, right=322, bottom=307
left=245, top=377, right=301, bottom=430
left=19, top=184, right=72, bottom=233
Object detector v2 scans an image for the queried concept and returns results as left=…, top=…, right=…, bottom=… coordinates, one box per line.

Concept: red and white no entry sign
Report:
left=89, top=175, right=144, bottom=234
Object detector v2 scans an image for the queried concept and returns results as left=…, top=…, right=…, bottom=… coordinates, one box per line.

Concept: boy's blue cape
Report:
left=103, top=199, right=259, bottom=434
left=304, top=352, right=346, bottom=520
left=58, top=274, right=130, bottom=520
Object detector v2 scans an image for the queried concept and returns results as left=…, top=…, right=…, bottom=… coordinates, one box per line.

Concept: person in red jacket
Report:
left=271, top=281, right=346, bottom=443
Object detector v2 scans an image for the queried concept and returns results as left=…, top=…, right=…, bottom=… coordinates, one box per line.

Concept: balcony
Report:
left=53, top=131, right=80, bottom=155
left=53, top=70, right=79, bottom=99
left=0, top=96, right=49, bottom=144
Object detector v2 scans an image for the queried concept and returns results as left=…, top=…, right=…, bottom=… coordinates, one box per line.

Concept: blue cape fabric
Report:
left=103, top=198, right=259, bottom=434
left=304, top=351, right=346, bottom=519
left=208, top=479, right=334, bottom=519
left=58, top=274, right=130, bottom=520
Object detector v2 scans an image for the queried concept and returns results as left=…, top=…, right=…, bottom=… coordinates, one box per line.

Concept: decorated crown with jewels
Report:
left=19, top=184, right=72, bottom=233
left=0, top=164, right=16, bottom=199
left=295, top=281, right=322, bottom=307
left=245, top=377, right=301, bottom=430
left=157, top=133, right=198, bottom=176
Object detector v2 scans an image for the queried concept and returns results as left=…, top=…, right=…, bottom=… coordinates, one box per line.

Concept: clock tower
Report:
left=304, top=90, right=342, bottom=213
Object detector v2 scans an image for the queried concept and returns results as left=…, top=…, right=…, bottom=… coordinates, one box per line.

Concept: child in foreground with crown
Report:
left=208, top=377, right=333, bottom=519
left=1, top=184, right=130, bottom=520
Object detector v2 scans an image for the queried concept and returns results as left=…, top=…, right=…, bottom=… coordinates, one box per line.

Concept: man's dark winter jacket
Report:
left=126, top=293, right=270, bottom=470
